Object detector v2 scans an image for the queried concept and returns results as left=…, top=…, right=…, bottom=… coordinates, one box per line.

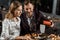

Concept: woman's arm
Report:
left=9, top=31, right=20, bottom=40
left=10, top=17, right=20, bottom=40
left=1, top=19, right=10, bottom=39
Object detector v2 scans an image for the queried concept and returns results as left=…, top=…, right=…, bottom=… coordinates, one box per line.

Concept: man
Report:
left=20, top=1, right=54, bottom=36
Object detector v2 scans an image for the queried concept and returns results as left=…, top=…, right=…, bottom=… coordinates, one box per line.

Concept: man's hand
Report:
left=43, top=20, right=54, bottom=27
left=50, top=20, right=54, bottom=27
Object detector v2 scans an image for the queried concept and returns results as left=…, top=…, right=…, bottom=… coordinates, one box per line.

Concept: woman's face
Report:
left=14, top=6, right=22, bottom=17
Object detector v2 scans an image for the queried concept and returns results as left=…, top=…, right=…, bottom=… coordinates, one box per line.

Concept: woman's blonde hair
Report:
left=5, top=1, right=22, bottom=19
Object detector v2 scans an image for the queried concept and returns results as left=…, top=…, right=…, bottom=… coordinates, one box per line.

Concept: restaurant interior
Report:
left=0, top=0, right=60, bottom=40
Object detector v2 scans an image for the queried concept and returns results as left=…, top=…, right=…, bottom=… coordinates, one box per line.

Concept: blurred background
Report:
left=0, top=0, right=60, bottom=35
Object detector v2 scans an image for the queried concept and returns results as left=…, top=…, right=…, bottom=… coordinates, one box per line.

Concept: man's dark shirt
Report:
left=20, top=11, right=50, bottom=36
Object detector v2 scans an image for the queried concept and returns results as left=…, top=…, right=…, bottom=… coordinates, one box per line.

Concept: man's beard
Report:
left=27, top=12, right=33, bottom=18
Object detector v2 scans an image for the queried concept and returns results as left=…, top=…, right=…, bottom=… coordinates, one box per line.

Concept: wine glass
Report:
left=40, top=24, right=45, bottom=34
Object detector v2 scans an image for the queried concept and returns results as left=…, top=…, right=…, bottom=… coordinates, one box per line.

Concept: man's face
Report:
left=24, top=3, right=34, bottom=17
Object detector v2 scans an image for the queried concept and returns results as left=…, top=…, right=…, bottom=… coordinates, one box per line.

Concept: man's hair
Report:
left=24, top=0, right=34, bottom=6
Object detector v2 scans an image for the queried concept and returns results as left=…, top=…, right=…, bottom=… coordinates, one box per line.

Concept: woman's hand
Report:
left=15, top=36, right=33, bottom=40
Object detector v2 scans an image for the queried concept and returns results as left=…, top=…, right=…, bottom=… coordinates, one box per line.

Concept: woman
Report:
left=1, top=1, right=22, bottom=40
